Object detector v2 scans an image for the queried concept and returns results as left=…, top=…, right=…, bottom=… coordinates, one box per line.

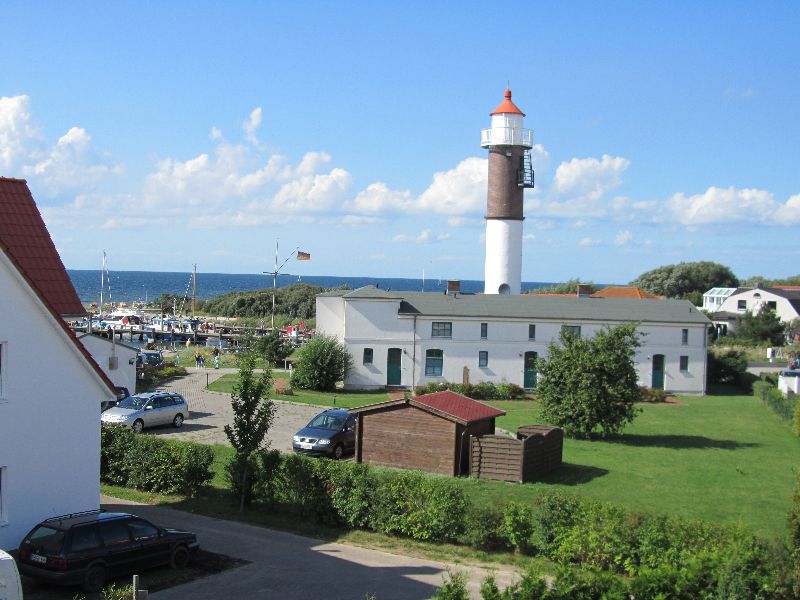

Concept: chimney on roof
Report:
left=576, top=284, right=592, bottom=298
left=447, top=280, right=461, bottom=294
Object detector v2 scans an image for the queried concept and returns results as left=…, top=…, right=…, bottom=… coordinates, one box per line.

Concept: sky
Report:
left=1, top=2, right=799, bottom=284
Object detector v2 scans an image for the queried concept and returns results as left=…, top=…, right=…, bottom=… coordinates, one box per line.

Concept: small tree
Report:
left=707, top=349, right=748, bottom=386
left=224, top=352, right=276, bottom=512
left=537, top=323, right=642, bottom=438
left=254, top=330, right=292, bottom=367
left=734, top=307, right=785, bottom=345
left=290, top=335, right=353, bottom=391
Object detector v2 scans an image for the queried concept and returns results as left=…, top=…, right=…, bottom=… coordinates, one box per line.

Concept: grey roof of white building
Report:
left=319, top=286, right=710, bottom=325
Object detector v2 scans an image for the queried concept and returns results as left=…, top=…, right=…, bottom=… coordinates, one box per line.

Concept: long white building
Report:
left=317, top=286, right=710, bottom=395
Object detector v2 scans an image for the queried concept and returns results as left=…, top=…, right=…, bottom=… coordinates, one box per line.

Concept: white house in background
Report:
left=714, top=286, right=800, bottom=324
left=702, top=288, right=737, bottom=312
left=77, top=333, right=138, bottom=394
left=0, top=177, right=117, bottom=550
left=317, top=285, right=711, bottom=395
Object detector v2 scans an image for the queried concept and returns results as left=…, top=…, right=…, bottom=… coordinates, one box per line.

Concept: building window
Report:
left=679, top=356, right=689, bottom=372
left=767, top=301, right=777, bottom=310
left=425, top=349, right=443, bottom=376
left=562, top=325, right=581, bottom=338
left=363, top=348, right=373, bottom=365
left=431, top=322, right=452, bottom=338
left=737, top=300, right=746, bottom=310
left=682, top=329, right=688, bottom=345
left=479, top=351, right=488, bottom=368
left=480, top=322, right=488, bottom=339
left=528, top=324, right=536, bottom=340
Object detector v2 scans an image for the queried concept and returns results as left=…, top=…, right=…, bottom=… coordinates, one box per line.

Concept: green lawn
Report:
left=207, top=373, right=391, bottom=408
left=474, top=388, right=800, bottom=539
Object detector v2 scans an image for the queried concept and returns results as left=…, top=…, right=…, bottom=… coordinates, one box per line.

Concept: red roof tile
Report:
left=590, top=286, right=663, bottom=299
left=412, top=390, right=505, bottom=424
left=0, top=177, right=85, bottom=316
left=490, top=88, right=525, bottom=116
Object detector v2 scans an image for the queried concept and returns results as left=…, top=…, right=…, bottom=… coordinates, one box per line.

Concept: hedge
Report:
left=100, top=424, right=213, bottom=495
left=753, top=380, right=798, bottom=428
left=414, top=381, right=526, bottom=400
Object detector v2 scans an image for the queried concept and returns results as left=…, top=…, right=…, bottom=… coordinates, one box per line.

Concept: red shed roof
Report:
left=412, top=390, right=505, bottom=424
left=490, top=88, right=525, bottom=116
left=0, top=178, right=85, bottom=316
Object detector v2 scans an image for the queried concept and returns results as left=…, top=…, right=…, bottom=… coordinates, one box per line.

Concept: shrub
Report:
left=225, top=449, right=280, bottom=507
left=529, top=493, right=584, bottom=556
left=273, top=452, right=335, bottom=522
left=290, top=335, right=353, bottom=391
left=793, top=400, right=800, bottom=436
left=502, top=501, right=535, bottom=554
left=753, top=380, right=797, bottom=424
left=431, top=571, right=469, bottom=600
left=639, top=386, right=668, bottom=403
left=460, top=505, right=509, bottom=551
left=707, top=349, right=748, bottom=387
left=414, top=381, right=525, bottom=400
left=325, top=461, right=378, bottom=528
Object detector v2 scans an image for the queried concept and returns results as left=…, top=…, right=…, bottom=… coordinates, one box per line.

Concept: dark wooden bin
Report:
left=470, top=425, right=563, bottom=483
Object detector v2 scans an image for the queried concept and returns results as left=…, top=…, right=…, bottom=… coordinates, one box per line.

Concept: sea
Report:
left=67, top=270, right=553, bottom=304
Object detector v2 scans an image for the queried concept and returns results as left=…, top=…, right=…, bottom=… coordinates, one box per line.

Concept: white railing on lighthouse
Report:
left=480, top=127, right=533, bottom=148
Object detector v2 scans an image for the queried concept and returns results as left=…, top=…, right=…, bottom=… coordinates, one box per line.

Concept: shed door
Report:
left=651, top=354, right=665, bottom=389
left=387, top=348, right=402, bottom=386
left=523, top=351, right=538, bottom=389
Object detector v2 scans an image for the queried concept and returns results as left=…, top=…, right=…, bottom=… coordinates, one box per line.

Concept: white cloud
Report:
left=553, top=154, right=629, bottom=198
left=334, top=215, right=386, bottom=228
left=348, top=182, right=413, bottom=213
left=243, top=107, right=263, bottom=143
left=0, top=95, right=42, bottom=170
left=665, top=186, right=800, bottom=226
left=572, top=220, right=588, bottom=229
left=209, top=127, right=223, bottom=141
left=614, top=229, right=633, bottom=246
left=523, top=233, right=536, bottom=241
left=579, top=237, right=601, bottom=247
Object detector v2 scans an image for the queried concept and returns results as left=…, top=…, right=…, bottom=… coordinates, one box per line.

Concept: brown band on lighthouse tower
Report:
left=486, top=146, right=525, bottom=220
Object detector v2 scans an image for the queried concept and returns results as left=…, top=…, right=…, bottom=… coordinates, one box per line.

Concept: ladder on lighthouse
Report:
left=517, top=150, right=535, bottom=188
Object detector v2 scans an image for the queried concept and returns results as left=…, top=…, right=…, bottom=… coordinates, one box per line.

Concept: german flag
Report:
left=297, top=251, right=311, bottom=260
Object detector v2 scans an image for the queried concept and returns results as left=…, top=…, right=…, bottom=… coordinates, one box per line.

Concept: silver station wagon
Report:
left=101, top=391, right=189, bottom=433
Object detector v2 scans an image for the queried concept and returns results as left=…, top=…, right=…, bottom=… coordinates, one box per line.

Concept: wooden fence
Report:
left=469, top=425, right=563, bottom=483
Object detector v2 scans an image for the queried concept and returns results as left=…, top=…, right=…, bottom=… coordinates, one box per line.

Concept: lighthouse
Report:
left=481, top=89, right=534, bottom=295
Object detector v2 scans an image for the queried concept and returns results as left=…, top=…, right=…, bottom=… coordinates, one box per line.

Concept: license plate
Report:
left=30, top=553, right=46, bottom=564
left=299, top=442, right=313, bottom=450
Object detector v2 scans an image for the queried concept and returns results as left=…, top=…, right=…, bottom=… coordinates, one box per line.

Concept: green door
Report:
left=387, top=348, right=402, bottom=386
left=652, top=354, right=665, bottom=389
left=523, top=351, right=538, bottom=389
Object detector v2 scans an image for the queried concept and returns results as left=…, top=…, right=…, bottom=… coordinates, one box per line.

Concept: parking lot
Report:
left=147, top=368, right=321, bottom=452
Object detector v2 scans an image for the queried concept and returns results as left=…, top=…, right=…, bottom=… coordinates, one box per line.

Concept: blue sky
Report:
left=2, top=2, right=798, bottom=284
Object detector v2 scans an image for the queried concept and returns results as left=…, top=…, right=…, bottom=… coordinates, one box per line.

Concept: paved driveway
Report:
left=148, top=368, right=321, bottom=452
left=102, top=496, right=519, bottom=600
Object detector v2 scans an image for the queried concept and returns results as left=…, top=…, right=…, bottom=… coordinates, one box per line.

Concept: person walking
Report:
left=212, top=347, right=220, bottom=369
left=195, top=349, right=202, bottom=368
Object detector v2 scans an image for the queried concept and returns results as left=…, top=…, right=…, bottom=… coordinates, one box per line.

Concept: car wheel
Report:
left=173, top=413, right=184, bottom=428
left=132, top=419, right=144, bottom=433
left=83, top=564, right=106, bottom=592
left=170, top=545, right=191, bottom=569
left=333, top=443, right=344, bottom=460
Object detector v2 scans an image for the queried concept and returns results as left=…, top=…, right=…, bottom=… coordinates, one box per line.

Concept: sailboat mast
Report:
left=100, top=251, right=105, bottom=315
left=192, top=264, right=197, bottom=318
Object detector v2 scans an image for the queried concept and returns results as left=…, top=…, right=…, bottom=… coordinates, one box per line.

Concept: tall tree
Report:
left=630, top=261, right=738, bottom=299
left=537, top=324, right=642, bottom=438
left=734, top=307, right=785, bottom=345
left=224, top=352, right=276, bottom=512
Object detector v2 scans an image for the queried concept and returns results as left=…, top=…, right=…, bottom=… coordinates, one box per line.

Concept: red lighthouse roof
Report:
left=490, top=88, right=525, bottom=116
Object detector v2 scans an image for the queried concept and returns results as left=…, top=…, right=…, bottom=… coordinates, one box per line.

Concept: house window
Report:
left=479, top=351, right=488, bottom=368
left=679, top=356, right=689, bottom=372
left=528, top=324, right=536, bottom=340
left=767, top=301, right=777, bottom=310
left=425, top=349, right=443, bottom=376
left=431, top=322, right=452, bottom=338
left=562, top=325, right=581, bottom=338
left=480, top=323, right=488, bottom=339
left=737, top=300, right=746, bottom=310
left=363, top=348, right=373, bottom=365
left=682, top=329, right=688, bottom=345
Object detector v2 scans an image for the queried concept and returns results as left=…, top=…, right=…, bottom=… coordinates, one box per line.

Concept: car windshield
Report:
left=307, top=413, right=346, bottom=430
left=25, top=526, right=65, bottom=553
left=118, top=396, right=148, bottom=409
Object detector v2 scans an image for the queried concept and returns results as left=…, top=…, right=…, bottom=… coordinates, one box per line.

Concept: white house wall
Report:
left=717, top=289, right=799, bottom=323
left=327, top=296, right=708, bottom=395
left=316, top=296, right=346, bottom=339
left=78, top=335, right=138, bottom=393
left=0, top=255, right=109, bottom=550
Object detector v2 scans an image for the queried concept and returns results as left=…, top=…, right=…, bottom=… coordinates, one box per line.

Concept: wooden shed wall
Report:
left=520, top=428, right=563, bottom=482
left=470, top=435, right=522, bottom=482
left=357, top=405, right=457, bottom=476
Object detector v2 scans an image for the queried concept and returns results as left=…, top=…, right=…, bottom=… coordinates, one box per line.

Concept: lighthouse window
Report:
left=431, top=322, right=452, bottom=338
left=480, top=323, right=488, bottom=339
left=425, top=349, right=443, bottom=377
left=479, top=351, right=489, bottom=368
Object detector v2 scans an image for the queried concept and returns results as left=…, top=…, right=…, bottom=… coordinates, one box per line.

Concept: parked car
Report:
left=137, top=350, right=164, bottom=368
left=17, top=510, right=198, bottom=592
left=101, top=391, right=188, bottom=432
left=292, top=408, right=355, bottom=459
left=0, top=549, right=22, bottom=600
left=101, top=386, right=130, bottom=413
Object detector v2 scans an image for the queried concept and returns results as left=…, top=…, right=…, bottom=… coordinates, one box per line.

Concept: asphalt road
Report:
left=101, top=496, right=519, bottom=600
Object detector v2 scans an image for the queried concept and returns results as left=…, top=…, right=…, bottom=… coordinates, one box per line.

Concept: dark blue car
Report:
left=292, top=408, right=355, bottom=459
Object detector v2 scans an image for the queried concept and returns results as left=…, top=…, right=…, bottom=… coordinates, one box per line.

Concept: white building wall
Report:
left=717, top=289, right=799, bottom=323
left=484, top=220, right=523, bottom=295
left=316, top=297, right=346, bottom=339
left=0, top=255, right=111, bottom=550
left=78, top=335, right=138, bottom=393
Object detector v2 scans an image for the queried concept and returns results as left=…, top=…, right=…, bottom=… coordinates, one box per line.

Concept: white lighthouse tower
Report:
left=481, top=89, right=534, bottom=295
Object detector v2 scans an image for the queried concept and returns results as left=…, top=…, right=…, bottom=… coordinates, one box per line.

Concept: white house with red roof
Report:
left=0, top=177, right=117, bottom=550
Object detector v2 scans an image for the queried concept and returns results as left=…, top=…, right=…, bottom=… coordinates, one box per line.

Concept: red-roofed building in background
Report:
left=0, top=177, right=116, bottom=550
left=350, top=391, right=506, bottom=476
left=591, top=286, right=664, bottom=300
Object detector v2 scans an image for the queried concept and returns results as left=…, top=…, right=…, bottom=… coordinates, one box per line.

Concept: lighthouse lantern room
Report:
left=481, top=88, right=534, bottom=295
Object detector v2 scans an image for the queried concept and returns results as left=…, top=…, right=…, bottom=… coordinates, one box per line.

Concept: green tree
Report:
left=254, top=330, right=292, bottom=366
left=290, top=335, right=353, bottom=391
left=706, top=349, right=748, bottom=386
left=734, top=307, right=785, bottom=345
left=528, top=278, right=596, bottom=295
left=537, top=324, right=642, bottom=438
left=630, top=261, right=738, bottom=299
left=224, top=353, right=276, bottom=512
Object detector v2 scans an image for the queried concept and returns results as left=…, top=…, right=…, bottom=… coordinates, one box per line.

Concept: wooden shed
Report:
left=470, top=425, right=563, bottom=483
left=350, top=391, right=506, bottom=476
